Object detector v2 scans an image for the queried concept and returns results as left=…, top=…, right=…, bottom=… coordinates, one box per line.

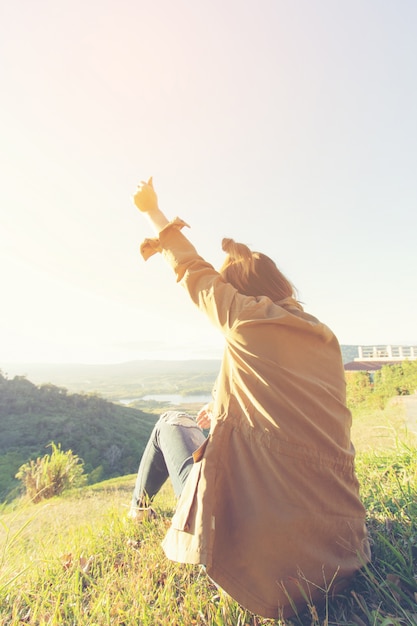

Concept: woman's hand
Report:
left=133, top=177, right=159, bottom=213
left=132, top=177, right=169, bottom=234
left=196, top=404, right=212, bottom=429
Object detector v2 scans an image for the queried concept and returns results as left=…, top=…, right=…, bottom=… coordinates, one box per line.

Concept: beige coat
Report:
left=141, top=220, right=370, bottom=619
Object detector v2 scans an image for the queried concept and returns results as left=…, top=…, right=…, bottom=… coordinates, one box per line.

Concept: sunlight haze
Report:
left=1, top=0, right=416, bottom=365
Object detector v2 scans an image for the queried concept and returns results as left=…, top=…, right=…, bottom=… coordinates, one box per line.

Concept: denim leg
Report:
left=131, top=411, right=206, bottom=507
left=131, top=424, right=170, bottom=508
left=157, top=412, right=207, bottom=497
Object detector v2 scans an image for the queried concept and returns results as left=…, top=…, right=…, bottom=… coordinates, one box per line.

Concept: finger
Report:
left=147, top=176, right=153, bottom=187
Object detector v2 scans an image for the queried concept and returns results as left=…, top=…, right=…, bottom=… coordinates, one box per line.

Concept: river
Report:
left=119, top=393, right=212, bottom=406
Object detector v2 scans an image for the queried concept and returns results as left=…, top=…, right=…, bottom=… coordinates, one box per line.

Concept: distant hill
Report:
left=0, top=360, right=221, bottom=401
left=341, top=345, right=360, bottom=364
left=0, top=372, right=158, bottom=502
left=1, top=347, right=359, bottom=399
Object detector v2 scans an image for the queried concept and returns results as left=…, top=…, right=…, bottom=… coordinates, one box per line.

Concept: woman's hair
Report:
left=219, top=238, right=297, bottom=303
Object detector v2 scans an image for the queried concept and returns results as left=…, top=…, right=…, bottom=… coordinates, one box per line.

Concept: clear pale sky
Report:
left=1, top=0, right=416, bottom=365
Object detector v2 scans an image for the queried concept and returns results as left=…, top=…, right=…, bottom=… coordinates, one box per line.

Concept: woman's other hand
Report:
left=196, top=404, right=212, bottom=429
left=133, top=177, right=159, bottom=213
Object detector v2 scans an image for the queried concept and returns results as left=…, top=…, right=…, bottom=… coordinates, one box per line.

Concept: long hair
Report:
left=219, top=238, right=299, bottom=305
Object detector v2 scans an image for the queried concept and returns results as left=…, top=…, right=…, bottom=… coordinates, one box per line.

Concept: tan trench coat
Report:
left=141, top=219, right=370, bottom=619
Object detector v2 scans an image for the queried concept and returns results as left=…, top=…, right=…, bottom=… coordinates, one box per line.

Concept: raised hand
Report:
left=133, top=177, right=159, bottom=213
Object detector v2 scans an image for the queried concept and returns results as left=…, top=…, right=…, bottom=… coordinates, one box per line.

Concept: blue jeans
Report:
left=131, top=411, right=207, bottom=508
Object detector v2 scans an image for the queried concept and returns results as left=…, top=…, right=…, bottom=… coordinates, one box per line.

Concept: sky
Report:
left=1, top=0, right=416, bottom=365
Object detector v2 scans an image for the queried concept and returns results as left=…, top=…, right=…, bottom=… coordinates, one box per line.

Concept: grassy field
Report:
left=1, top=400, right=417, bottom=625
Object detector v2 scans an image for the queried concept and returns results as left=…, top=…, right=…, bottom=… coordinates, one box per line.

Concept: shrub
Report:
left=346, top=371, right=373, bottom=407
left=15, top=442, right=86, bottom=503
left=346, top=361, right=417, bottom=411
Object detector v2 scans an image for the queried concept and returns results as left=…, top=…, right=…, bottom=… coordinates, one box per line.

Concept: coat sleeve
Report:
left=140, top=218, right=244, bottom=333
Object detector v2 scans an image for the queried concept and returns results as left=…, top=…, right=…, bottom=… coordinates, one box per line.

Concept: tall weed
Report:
left=15, top=442, right=86, bottom=503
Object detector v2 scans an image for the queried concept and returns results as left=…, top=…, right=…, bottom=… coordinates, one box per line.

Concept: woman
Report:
left=130, top=178, right=370, bottom=620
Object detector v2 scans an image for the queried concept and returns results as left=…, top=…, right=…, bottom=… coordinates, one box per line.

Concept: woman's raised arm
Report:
left=132, top=177, right=169, bottom=234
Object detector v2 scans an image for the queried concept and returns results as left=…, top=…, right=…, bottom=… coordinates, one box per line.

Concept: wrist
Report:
left=144, top=208, right=169, bottom=234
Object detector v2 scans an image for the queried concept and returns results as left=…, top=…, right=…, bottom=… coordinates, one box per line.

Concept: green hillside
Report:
left=0, top=372, right=158, bottom=502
